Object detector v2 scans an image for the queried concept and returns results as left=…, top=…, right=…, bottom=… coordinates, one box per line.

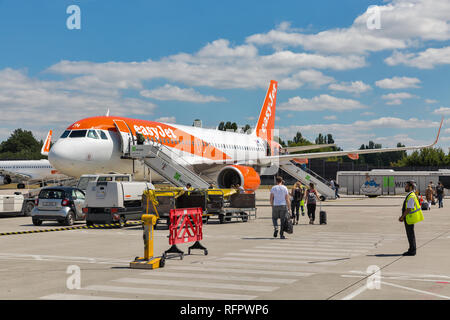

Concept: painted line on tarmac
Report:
left=40, top=293, right=131, bottom=300
left=328, top=228, right=450, bottom=300
left=197, top=261, right=327, bottom=274
left=114, top=277, right=279, bottom=292
left=238, top=248, right=359, bottom=257
left=341, top=284, right=368, bottom=300
left=140, top=271, right=298, bottom=284
left=381, top=281, right=450, bottom=300
left=225, top=252, right=346, bottom=261
left=348, top=270, right=450, bottom=280
left=342, top=274, right=450, bottom=283
left=84, top=285, right=257, bottom=300
left=0, top=221, right=142, bottom=237
left=217, top=257, right=339, bottom=266
left=255, top=245, right=368, bottom=253
left=259, top=242, right=375, bottom=250
left=0, top=253, right=130, bottom=265
left=164, top=265, right=314, bottom=278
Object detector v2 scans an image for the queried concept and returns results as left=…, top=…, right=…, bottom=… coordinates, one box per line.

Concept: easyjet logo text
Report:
left=133, top=125, right=177, bottom=139
left=261, top=83, right=277, bottom=134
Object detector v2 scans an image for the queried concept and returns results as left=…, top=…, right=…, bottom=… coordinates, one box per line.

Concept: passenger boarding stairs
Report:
left=280, top=162, right=336, bottom=200
left=129, top=143, right=211, bottom=189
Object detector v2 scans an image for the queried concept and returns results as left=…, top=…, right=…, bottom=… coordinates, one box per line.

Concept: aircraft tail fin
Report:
left=41, top=130, right=52, bottom=156
left=253, top=80, right=278, bottom=142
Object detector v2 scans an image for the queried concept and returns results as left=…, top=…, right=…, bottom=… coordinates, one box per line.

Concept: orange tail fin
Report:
left=254, top=80, right=277, bottom=142
left=41, top=130, right=52, bottom=156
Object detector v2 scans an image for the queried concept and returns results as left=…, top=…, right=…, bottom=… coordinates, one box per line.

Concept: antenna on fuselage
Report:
left=106, top=108, right=110, bottom=117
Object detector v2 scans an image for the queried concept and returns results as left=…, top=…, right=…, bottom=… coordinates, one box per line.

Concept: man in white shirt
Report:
left=270, top=176, right=291, bottom=239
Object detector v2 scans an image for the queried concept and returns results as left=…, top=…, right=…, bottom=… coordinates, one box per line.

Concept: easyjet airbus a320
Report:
left=48, top=80, right=442, bottom=191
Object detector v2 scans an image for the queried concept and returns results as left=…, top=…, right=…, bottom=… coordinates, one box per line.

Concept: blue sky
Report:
left=0, top=0, right=449, bottom=151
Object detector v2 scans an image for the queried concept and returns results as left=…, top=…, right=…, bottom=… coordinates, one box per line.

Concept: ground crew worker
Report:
left=399, top=180, right=421, bottom=256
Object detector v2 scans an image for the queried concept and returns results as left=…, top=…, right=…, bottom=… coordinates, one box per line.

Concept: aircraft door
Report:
left=113, top=120, right=135, bottom=155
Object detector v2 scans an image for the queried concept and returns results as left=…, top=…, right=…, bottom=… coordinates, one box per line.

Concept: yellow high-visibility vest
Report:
left=404, top=192, right=424, bottom=225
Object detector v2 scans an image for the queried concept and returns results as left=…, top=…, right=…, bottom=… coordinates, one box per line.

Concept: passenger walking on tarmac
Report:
left=334, top=180, right=341, bottom=198
left=305, top=182, right=319, bottom=225
left=270, top=176, right=291, bottom=239
left=290, top=182, right=303, bottom=225
left=436, top=182, right=444, bottom=208
left=399, top=181, right=420, bottom=256
left=425, top=185, right=434, bottom=210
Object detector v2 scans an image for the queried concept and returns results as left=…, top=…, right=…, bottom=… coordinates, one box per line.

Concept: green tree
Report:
left=393, top=148, right=448, bottom=167
left=242, top=124, right=251, bottom=133
left=0, top=129, right=45, bottom=160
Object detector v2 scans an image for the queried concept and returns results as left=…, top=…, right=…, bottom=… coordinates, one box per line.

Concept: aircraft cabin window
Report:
left=60, top=130, right=71, bottom=138
left=98, top=177, right=113, bottom=182
left=69, top=130, right=87, bottom=138
left=87, top=130, right=99, bottom=139
left=98, top=130, right=108, bottom=140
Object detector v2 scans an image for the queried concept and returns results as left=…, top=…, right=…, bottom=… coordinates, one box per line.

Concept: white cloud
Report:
left=381, top=92, right=417, bottom=105
left=433, top=107, right=450, bottom=115
left=324, top=115, right=337, bottom=120
left=246, top=1, right=450, bottom=55
left=279, top=94, right=367, bottom=112
left=155, top=116, right=176, bottom=123
left=425, top=99, right=438, bottom=104
left=0, top=68, right=157, bottom=133
left=279, top=69, right=335, bottom=89
left=328, top=81, right=371, bottom=94
left=375, top=76, right=421, bottom=89
left=140, top=84, right=225, bottom=103
left=385, top=46, right=450, bottom=69
left=47, top=40, right=365, bottom=92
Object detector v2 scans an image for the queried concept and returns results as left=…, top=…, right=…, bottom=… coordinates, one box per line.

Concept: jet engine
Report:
left=0, top=175, right=11, bottom=185
left=217, top=165, right=261, bottom=191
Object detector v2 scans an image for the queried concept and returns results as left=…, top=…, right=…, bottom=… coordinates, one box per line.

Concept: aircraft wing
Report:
left=280, top=144, right=336, bottom=153
left=259, top=117, right=443, bottom=165
left=196, top=117, right=443, bottom=167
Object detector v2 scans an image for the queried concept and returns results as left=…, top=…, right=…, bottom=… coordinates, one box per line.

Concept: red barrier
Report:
left=169, top=207, right=203, bottom=245
left=164, top=207, right=207, bottom=259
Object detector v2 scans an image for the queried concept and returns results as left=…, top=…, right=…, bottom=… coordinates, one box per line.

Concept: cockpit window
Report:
left=98, top=130, right=108, bottom=140
left=60, top=130, right=71, bottom=138
left=69, top=130, right=87, bottom=138
left=87, top=130, right=99, bottom=139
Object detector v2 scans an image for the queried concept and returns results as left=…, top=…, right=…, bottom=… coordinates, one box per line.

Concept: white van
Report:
left=83, top=180, right=154, bottom=226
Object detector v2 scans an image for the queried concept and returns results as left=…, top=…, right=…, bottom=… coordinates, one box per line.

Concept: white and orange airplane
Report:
left=0, top=131, right=68, bottom=188
left=48, top=80, right=443, bottom=191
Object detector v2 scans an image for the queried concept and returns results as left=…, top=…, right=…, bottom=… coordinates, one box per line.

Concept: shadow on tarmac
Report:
left=366, top=254, right=403, bottom=257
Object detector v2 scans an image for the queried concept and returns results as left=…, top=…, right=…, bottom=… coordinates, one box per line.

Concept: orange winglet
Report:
left=347, top=153, right=359, bottom=160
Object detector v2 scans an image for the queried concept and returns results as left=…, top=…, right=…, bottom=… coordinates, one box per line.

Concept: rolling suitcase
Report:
left=421, top=202, right=428, bottom=211
left=319, top=201, right=327, bottom=225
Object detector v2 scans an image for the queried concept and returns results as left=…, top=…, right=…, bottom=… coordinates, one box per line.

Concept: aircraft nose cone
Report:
left=48, top=139, right=82, bottom=176
left=48, top=140, right=68, bottom=169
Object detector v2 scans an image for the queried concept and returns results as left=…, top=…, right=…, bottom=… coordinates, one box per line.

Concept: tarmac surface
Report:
left=0, top=189, right=449, bottom=300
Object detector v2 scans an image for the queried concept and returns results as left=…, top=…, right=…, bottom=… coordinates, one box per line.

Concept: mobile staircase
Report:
left=280, top=161, right=336, bottom=200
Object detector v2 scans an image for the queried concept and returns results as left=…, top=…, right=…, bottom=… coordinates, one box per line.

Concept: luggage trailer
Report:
left=146, top=189, right=257, bottom=228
